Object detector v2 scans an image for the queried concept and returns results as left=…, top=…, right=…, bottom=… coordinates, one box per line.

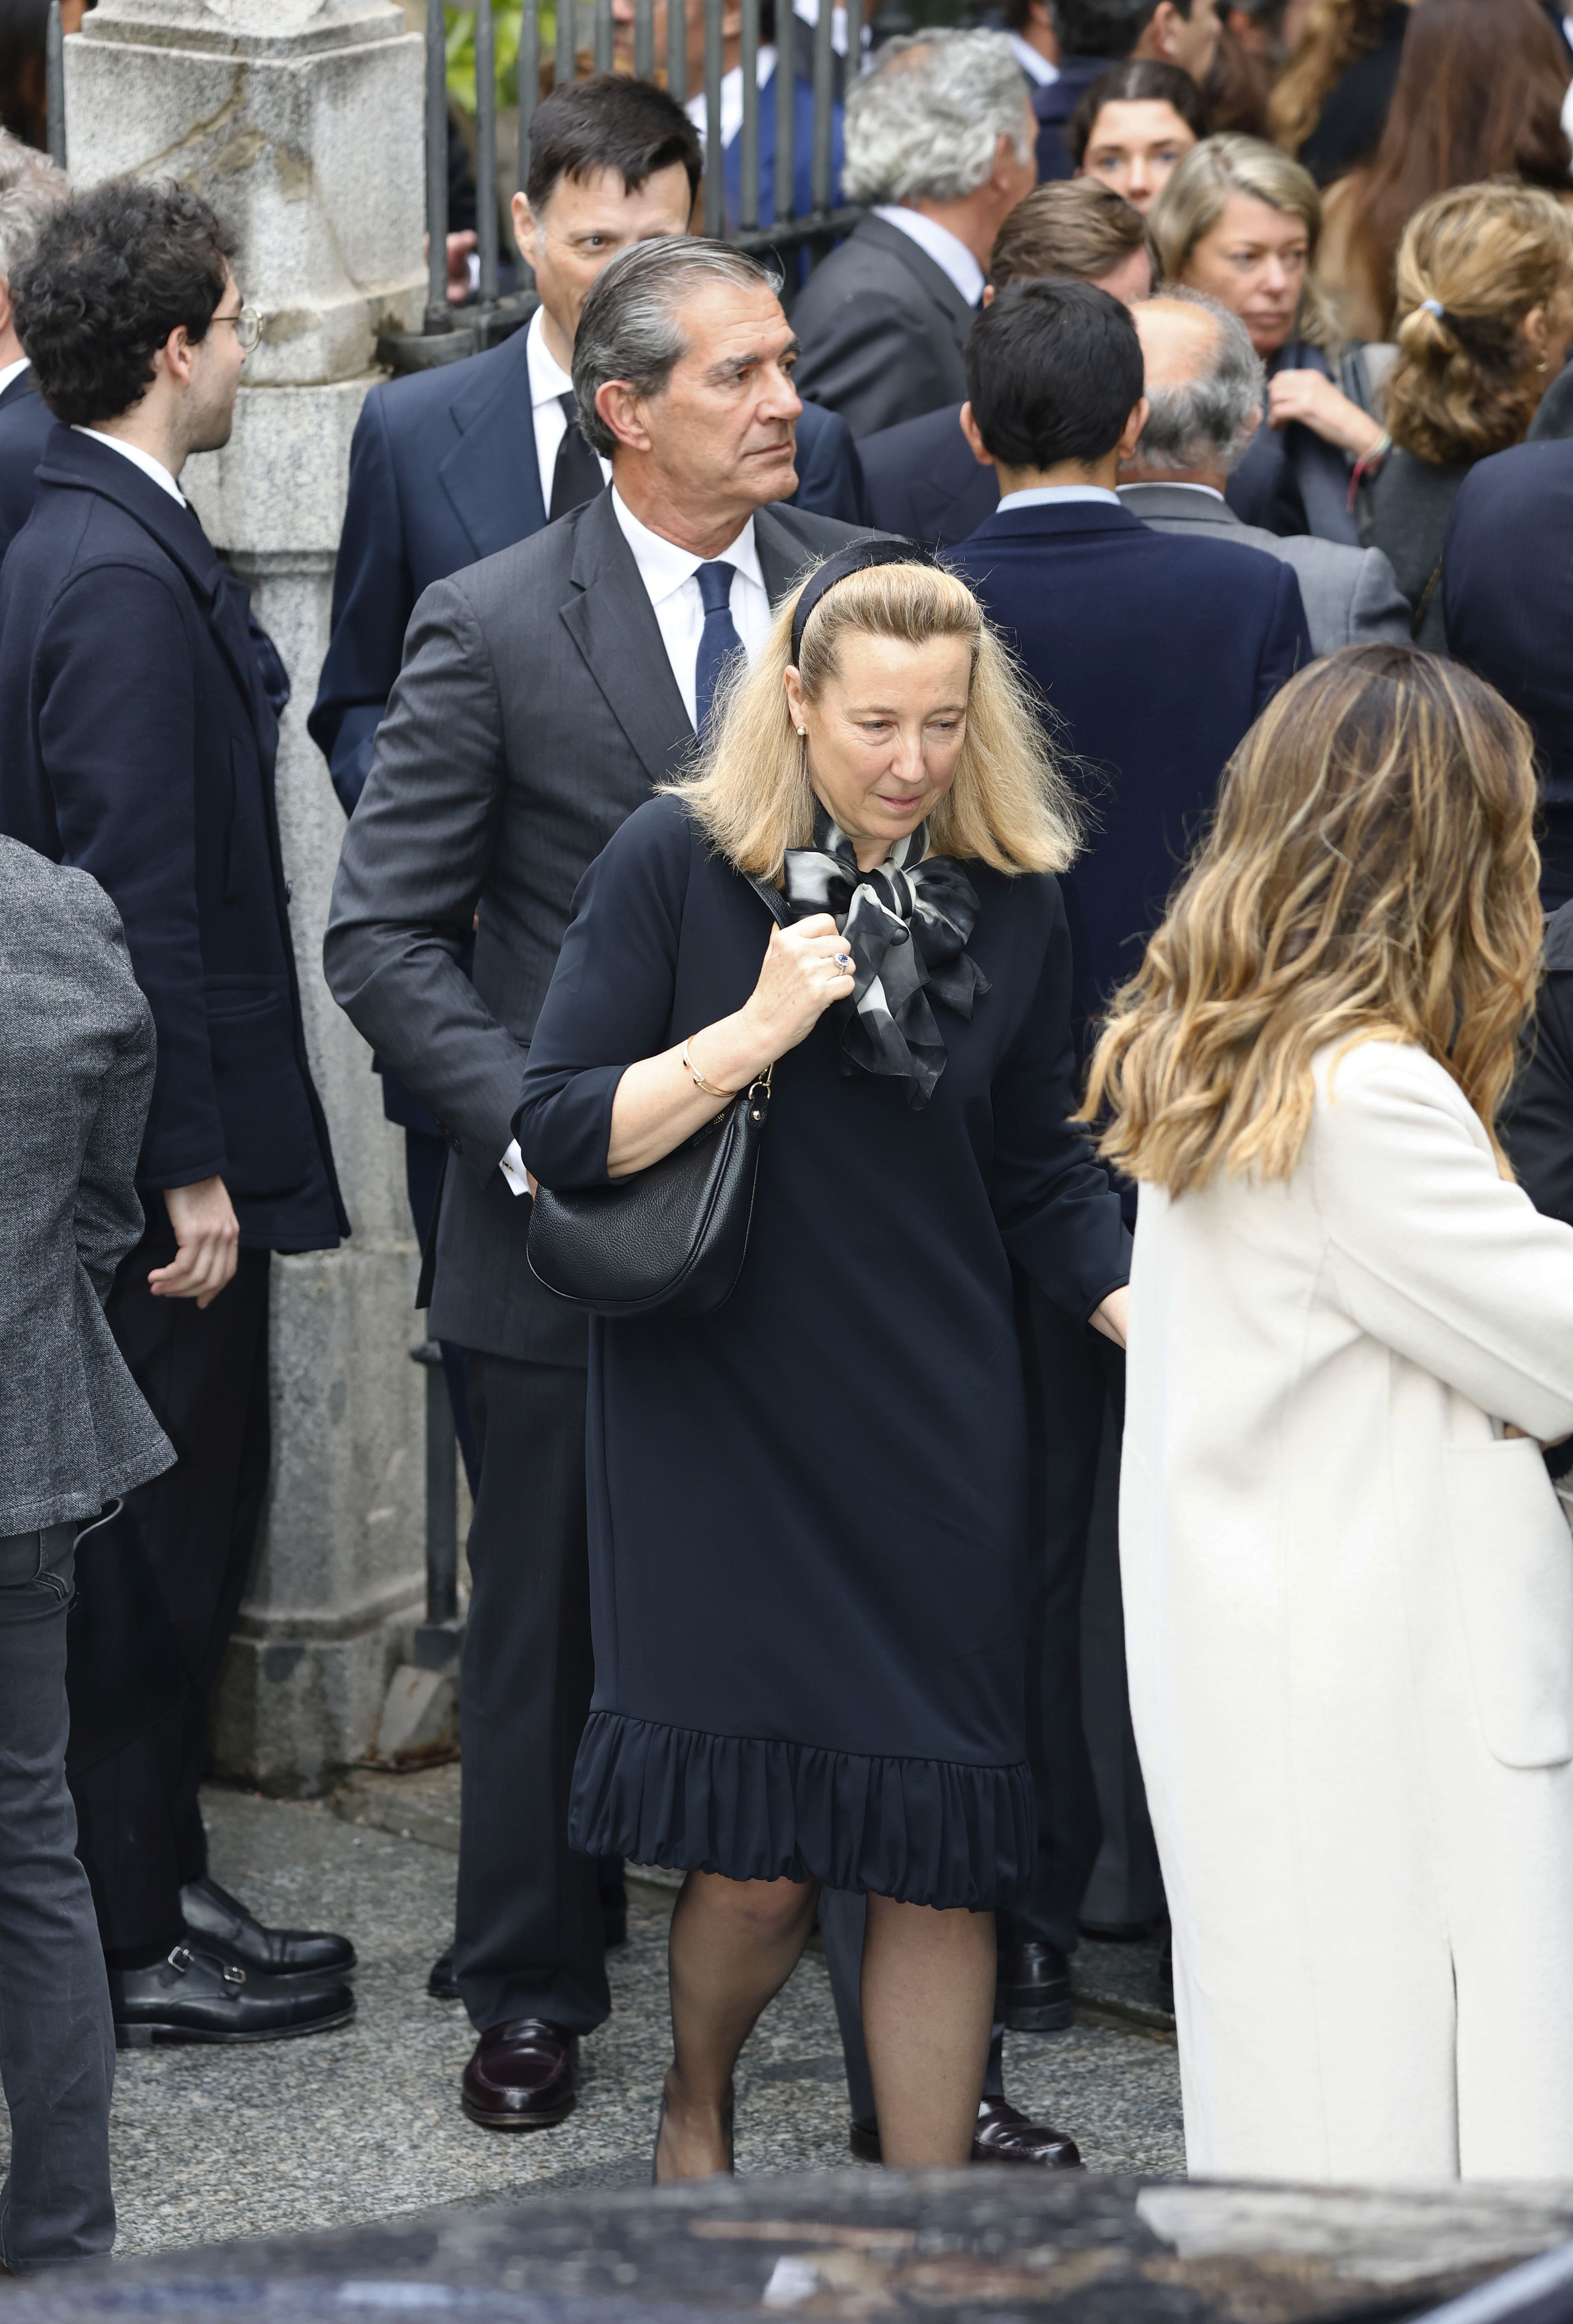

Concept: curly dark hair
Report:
left=13, top=178, right=236, bottom=427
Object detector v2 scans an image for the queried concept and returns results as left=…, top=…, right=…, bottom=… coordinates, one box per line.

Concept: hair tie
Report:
left=789, top=539, right=940, bottom=668
left=1418, top=298, right=1445, bottom=320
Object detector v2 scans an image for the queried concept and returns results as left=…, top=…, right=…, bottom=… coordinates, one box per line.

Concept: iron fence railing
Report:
left=390, top=0, right=906, bottom=372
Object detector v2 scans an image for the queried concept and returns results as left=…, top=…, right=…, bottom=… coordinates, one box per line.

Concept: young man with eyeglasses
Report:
left=0, top=180, right=356, bottom=2048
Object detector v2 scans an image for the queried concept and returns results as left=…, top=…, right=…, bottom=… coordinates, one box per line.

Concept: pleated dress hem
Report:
left=570, top=1709, right=1034, bottom=1911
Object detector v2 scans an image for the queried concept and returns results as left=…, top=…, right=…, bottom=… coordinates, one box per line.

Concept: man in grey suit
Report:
left=0, top=836, right=173, bottom=2271
left=1117, top=291, right=1410, bottom=656
left=792, top=30, right=1037, bottom=439
left=324, top=238, right=866, bottom=2137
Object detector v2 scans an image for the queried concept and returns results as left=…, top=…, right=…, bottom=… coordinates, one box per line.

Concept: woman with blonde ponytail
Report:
left=1086, top=643, right=1573, bottom=2181
left=1361, top=181, right=1573, bottom=648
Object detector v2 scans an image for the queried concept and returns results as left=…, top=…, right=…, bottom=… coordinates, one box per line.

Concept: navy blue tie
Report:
left=693, top=560, right=742, bottom=736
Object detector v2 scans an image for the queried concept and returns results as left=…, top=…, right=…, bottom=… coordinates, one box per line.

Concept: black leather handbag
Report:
left=525, top=1065, right=774, bottom=1320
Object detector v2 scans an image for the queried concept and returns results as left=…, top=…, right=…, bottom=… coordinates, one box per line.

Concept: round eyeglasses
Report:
left=213, top=304, right=263, bottom=354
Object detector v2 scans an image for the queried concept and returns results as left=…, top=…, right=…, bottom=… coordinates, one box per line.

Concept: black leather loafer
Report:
left=461, top=2019, right=578, bottom=2129
left=972, top=2098, right=1082, bottom=2169
left=428, top=1944, right=460, bottom=2000
left=180, top=1874, right=356, bottom=1978
left=849, top=2098, right=1082, bottom=2169
left=996, top=1939, right=1073, bottom=2032
left=111, top=1943, right=355, bottom=2046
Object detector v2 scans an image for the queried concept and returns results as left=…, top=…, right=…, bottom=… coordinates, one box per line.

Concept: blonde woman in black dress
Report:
left=517, top=545, right=1129, bottom=2178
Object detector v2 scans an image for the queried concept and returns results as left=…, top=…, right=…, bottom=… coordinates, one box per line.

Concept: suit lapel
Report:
left=438, top=326, right=545, bottom=560
left=857, top=214, right=976, bottom=355
left=558, top=493, right=693, bottom=786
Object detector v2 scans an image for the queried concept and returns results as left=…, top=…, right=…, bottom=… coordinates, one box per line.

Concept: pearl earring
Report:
left=796, top=726, right=806, bottom=737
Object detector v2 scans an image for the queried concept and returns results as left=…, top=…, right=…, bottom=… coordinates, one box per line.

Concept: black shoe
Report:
left=848, top=2101, right=1080, bottom=2169
left=429, top=1944, right=460, bottom=2000
left=996, top=1939, right=1073, bottom=2032
left=111, top=1942, right=355, bottom=2047
left=180, top=1875, right=356, bottom=1979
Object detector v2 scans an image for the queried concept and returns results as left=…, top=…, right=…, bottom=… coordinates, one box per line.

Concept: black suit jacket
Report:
left=791, top=213, right=977, bottom=440
left=1444, top=438, right=1573, bottom=814
left=859, top=401, right=998, bottom=549
left=0, top=366, right=52, bottom=560
left=309, top=317, right=866, bottom=813
left=323, top=488, right=869, bottom=1365
left=0, top=428, right=345, bottom=1250
left=1033, top=53, right=1111, bottom=180
left=949, top=500, right=1311, bottom=1067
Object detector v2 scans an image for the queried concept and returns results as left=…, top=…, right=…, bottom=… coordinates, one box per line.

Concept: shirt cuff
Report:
left=500, top=1139, right=530, bottom=1197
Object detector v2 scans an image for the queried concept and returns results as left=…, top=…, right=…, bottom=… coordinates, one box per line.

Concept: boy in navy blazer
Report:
left=950, top=277, right=1308, bottom=2031
left=0, top=181, right=355, bottom=2051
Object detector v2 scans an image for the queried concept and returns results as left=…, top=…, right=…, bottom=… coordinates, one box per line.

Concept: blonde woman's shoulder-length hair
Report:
left=663, top=555, right=1082, bottom=885
left=1079, top=644, right=1542, bottom=1196
left=1149, top=133, right=1340, bottom=351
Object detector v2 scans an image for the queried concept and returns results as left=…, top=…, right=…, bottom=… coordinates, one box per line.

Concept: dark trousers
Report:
left=0, top=1526, right=114, bottom=2271
left=455, top=1351, right=610, bottom=2036
left=820, top=1889, right=1005, bottom=2124
left=66, top=1221, right=271, bottom=1965
left=403, top=1129, right=480, bottom=1497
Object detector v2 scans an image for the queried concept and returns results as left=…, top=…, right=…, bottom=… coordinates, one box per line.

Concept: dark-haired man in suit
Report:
left=326, top=235, right=871, bottom=2139
left=858, top=178, right=1155, bottom=549
left=0, top=179, right=355, bottom=2049
left=950, top=277, right=1307, bottom=2038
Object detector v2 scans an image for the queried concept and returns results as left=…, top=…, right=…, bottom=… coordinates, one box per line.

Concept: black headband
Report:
left=789, top=538, right=938, bottom=667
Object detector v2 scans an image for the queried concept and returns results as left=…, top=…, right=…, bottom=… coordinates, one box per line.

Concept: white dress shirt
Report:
left=499, top=489, right=772, bottom=1197
left=1007, top=31, right=1058, bottom=85
left=71, top=426, right=187, bottom=507
left=527, top=305, right=611, bottom=516
left=0, top=355, right=30, bottom=398
left=996, top=484, right=1120, bottom=511
left=870, top=206, right=985, bottom=309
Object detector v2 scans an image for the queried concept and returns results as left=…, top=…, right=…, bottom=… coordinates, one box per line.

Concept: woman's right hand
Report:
left=736, top=914, right=856, bottom=1063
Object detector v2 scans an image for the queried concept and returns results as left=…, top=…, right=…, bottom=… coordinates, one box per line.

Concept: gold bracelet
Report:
left=683, top=1034, right=737, bottom=1101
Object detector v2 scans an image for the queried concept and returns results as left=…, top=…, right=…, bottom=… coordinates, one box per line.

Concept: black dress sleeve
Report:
left=513, top=798, right=693, bottom=1190
left=990, top=878, right=1132, bottom=1321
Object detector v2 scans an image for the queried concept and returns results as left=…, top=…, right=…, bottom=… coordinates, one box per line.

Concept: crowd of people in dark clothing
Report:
left=4, top=0, right=1573, bottom=2271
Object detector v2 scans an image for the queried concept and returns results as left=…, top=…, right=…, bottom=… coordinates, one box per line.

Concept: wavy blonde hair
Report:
left=1149, top=134, right=1340, bottom=352
left=666, top=557, right=1080, bottom=883
left=1078, top=645, right=1542, bottom=1194
left=1385, top=180, right=1573, bottom=468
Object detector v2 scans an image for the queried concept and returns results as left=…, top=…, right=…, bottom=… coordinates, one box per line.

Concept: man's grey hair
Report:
left=1135, top=286, right=1266, bottom=474
left=842, top=30, right=1033, bottom=208
left=572, top=236, right=780, bottom=458
left=0, top=131, right=67, bottom=287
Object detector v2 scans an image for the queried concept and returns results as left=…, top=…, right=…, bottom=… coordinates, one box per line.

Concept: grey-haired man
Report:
left=0, top=128, right=67, bottom=559
left=1118, top=290, right=1410, bottom=656
left=327, top=236, right=867, bottom=2137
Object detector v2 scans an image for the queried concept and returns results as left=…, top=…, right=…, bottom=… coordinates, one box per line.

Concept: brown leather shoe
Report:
left=460, top=2018, right=578, bottom=2130
left=972, top=2097, right=1082, bottom=2169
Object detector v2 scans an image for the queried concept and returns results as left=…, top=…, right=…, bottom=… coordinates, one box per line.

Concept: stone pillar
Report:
left=67, top=0, right=432, bottom=1793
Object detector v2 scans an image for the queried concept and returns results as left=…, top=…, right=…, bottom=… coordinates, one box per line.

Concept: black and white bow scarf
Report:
left=781, top=810, right=988, bottom=1109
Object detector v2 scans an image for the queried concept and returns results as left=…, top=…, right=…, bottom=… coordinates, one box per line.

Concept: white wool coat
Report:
left=1122, top=1037, right=1573, bottom=2182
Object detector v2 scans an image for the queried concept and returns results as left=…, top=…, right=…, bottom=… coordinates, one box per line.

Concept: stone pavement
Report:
left=0, top=1769, right=1183, bottom=2260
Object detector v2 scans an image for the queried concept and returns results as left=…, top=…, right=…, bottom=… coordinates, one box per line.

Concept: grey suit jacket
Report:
left=0, top=835, right=173, bottom=1534
left=1117, top=482, right=1410, bottom=658
left=324, top=489, right=868, bottom=1366
left=790, top=213, right=976, bottom=440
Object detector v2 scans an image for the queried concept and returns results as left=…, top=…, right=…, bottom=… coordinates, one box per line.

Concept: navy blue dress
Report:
left=515, top=796, right=1130, bottom=1911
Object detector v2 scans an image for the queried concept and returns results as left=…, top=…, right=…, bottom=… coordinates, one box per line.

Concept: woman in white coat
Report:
left=1083, top=643, right=1573, bottom=2184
